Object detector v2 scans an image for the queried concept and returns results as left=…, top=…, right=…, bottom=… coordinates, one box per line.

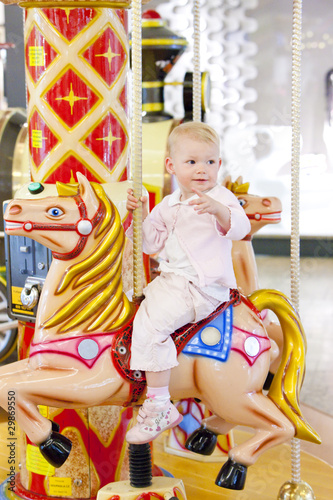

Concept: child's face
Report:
left=166, top=136, right=221, bottom=200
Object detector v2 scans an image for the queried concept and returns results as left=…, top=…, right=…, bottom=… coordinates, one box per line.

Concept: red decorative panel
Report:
left=29, top=109, right=59, bottom=168
left=44, top=154, right=103, bottom=184
left=26, top=7, right=129, bottom=183
left=43, top=67, right=101, bottom=129
left=116, top=9, right=127, bottom=28
left=81, top=25, right=127, bottom=88
left=83, top=110, right=127, bottom=170
left=25, top=24, right=59, bottom=83
left=119, top=81, right=128, bottom=112
left=42, top=8, right=98, bottom=42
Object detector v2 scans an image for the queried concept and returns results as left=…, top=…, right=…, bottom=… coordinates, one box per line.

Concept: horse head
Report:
left=4, top=173, right=104, bottom=258
left=223, top=175, right=282, bottom=236
left=4, top=173, right=134, bottom=334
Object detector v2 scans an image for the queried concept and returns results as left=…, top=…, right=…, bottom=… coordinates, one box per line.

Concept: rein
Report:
left=23, top=195, right=103, bottom=261
left=246, top=211, right=280, bottom=221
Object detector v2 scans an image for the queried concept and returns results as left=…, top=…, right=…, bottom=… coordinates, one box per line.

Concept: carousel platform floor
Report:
left=0, top=409, right=332, bottom=500
left=155, top=429, right=333, bottom=500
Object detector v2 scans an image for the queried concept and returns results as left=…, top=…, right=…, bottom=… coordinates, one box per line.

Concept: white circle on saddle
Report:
left=24, top=222, right=33, bottom=231
left=244, top=336, right=260, bottom=357
left=77, top=219, right=93, bottom=235
left=200, top=326, right=221, bottom=346
left=78, top=339, right=99, bottom=360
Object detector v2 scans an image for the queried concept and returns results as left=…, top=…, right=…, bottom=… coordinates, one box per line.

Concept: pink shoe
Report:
left=126, top=399, right=183, bottom=444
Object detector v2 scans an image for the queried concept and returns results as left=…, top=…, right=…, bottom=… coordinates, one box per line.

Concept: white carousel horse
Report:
left=1, top=173, right=319, bottom=490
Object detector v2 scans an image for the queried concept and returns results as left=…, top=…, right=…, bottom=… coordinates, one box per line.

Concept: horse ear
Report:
left=222, top=175, right=231, bottom=187
left=235, top=175, right=243, bottom=184
left=76, top=172, right=100, bottom=218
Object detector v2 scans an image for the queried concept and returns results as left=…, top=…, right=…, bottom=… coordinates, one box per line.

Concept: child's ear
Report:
left=165, top=157, right=175, bottom=175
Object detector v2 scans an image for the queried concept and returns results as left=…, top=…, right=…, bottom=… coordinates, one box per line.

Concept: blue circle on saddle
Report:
left=182, top=304, right=233, bottom=362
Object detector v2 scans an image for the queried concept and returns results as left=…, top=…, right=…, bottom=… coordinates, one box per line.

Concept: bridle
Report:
left=22, top=195, right=103, bottom=260
left=245, top=211, right=281, bottom=222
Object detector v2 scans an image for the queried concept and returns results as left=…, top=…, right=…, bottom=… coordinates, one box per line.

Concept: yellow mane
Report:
left=43, top=183, right=134, bottom=334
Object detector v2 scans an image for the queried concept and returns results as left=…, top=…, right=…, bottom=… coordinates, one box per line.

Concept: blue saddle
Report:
left=182, top=304, right=233, bottom=362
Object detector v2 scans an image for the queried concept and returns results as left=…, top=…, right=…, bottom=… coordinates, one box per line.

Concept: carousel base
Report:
left=0, top=422, right=332, bottom=500
left=97, top=477, right=186, bottom=500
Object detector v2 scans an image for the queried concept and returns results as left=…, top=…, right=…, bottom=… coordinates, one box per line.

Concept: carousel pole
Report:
left=8, top=1, right=135, bottom=498
left=131, top=0, right=144, bottom=301
left=278, top=1, right=315, bottom=498
left=96, top=0, right=187, bottom=498
left=192, top=0, right=201, bottom=122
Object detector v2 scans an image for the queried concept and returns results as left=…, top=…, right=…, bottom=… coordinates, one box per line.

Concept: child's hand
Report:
left=126, top=189, right=149, bottom=219
left=189, top=188, right=231, bottom=232
left=188, top=188, right=220, bottom=215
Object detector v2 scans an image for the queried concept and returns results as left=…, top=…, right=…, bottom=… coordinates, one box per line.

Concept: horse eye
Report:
left=48, top=207, right=64, bottom=217
left=238, top=198, right=246, bottom=207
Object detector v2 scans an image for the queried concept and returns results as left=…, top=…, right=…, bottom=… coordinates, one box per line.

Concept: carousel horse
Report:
left=2, top=173, right=320, bottom=491
left=224, top=175, right=284, bottom=376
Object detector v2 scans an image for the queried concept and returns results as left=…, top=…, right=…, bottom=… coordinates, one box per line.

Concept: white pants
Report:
left=130, top=272, right=221, bottom=372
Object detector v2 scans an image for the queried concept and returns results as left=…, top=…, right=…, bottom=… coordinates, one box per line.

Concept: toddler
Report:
left=126, top=121, right=250, bottom=444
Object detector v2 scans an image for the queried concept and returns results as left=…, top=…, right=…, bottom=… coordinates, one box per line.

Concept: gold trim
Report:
left=24, top=21, right=61, bottom=84
left=142, top=81, right=163, bottom=89
left=40, top=63, right=103, bottom=133
left=143, top=182, right=163, bottom=205
left=141, top=38, right=188, bottom=47
left=20, top=2, right=131, bottom=8
left=142, top=19, right=166, bottom=28
left=142, top=102, right=163, bottom=112
left=80, top=107, right=129, bottom=177
left=164, top=81, right=183, bottom=86
left=78, top=20, right=129, bottom=90
left=40, top=150, right=105, bottom=184
left=27, top=105, right=62, bottom=172
left=38, top=7, right=102, bottom=46
left=201, top=71, right=210, bottom=112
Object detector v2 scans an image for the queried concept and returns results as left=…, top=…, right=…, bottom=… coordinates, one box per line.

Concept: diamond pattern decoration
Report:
left=43, top=67, right=101, bottom=129
left=81, top=25, right=127, bottom=88
left=42, top=8, right=98, bottom=43
left=25, top=24, right=59, bottom=84
left=119, top=82, right=127, bottom=112
left=116, top=9, right=127, bottom=26
left=82, top=110, right=127, bottom=172
left=26, top=7, right=129, bottom=185
left=44, top=154, right=103, bottom=184
left=29, top=109, right=59, bottom=169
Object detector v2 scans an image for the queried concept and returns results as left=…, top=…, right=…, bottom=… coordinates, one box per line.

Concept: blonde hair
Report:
left=166, top=121, right=220, bottom=156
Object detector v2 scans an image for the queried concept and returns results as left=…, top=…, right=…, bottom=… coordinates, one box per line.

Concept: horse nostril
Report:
left=9, top=204, right=22, bottom=215
left=262, top=198, right=271, bottom=207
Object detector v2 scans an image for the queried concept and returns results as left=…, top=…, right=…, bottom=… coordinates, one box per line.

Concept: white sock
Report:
left=146, top=385, right=170, bottom=407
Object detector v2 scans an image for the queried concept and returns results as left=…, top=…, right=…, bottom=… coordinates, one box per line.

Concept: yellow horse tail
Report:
left=248, top=289, right=321, bottom=445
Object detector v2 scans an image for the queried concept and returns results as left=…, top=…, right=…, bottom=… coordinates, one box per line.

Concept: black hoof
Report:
left=39, top=431, right=72, bottom=468
left=50, top=420, right=60, bottom=433
left=185, top=427, right=217, bottom=456
left=215, top=458, right=247, bottom=490
left=263, top=371, right=275, bottom=391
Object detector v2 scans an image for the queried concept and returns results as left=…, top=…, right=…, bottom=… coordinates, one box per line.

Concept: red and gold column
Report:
left=25, top=3, right=130, bottom=184
left=13, top=2, right=133, bottom=499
